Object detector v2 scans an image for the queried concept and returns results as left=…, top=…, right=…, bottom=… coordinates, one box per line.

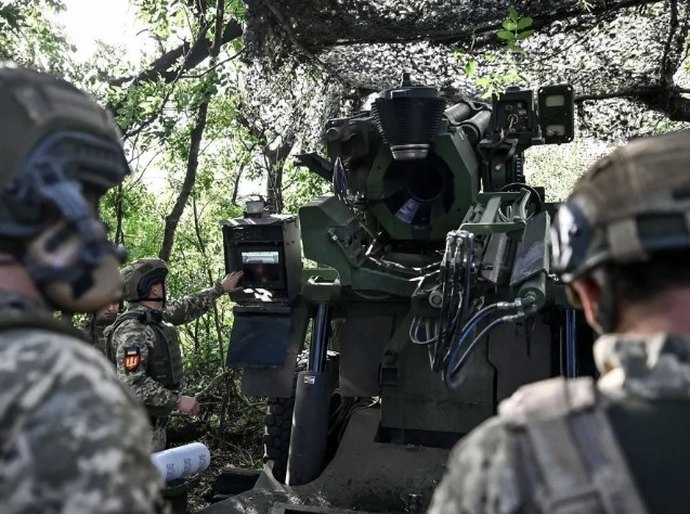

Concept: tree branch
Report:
left=110, top=20, right=242, bottom=87
left=158, top=0, right=226, bottom=261
left=179, top=47, right=246, bottom=79
left=577, top=86, right=690, bottom=122
left=108, top=18, right=242, bottom=135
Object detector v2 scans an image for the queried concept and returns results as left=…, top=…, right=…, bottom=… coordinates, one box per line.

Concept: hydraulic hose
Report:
left=444, top=313, right=522, bottom=387
left=434, top=231, right=475, bottom=371
left=565, top=309, right=578, bottom=378
left=443, top=296, right=540, bottom=388
left=442, top=302, right=506, bottom=377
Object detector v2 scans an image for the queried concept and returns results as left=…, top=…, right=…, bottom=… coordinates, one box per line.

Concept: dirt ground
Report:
left=165, top=398, right=266, bottom=512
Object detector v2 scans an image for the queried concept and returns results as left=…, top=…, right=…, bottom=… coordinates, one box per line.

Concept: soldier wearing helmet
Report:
left=0, top=64, right=166, bottom=512
left=429, top=131, right=690, bottom=514
left=107, top=256, right=242, bottom=451
left=80, top=299, right=121, bottom=354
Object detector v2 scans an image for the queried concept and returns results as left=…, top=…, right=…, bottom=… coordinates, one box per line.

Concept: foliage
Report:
left=0, top=0, right=73, bottom=73
left=282, top=160, right=329, bottom=214
left=496, top=7, right=534, bottom=52
left=0, top=0, right=259, bottom=445
left=453, top=6, right=534, bottom=98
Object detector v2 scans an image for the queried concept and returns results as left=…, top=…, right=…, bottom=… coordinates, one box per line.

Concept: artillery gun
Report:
left=203, top=75, right=593, bottom=514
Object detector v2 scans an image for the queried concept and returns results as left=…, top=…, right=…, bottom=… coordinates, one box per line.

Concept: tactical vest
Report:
left=106, top=310, right=183, bottom=390
left=499, top=377, right=648, bottom=514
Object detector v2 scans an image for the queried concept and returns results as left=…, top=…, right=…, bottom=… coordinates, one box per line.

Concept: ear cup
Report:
left=25, top=220, right=123, bottom=312
left=42, top=254, right=123, bottom=312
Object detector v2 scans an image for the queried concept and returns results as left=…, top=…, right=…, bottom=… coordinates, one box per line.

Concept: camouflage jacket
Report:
left=428, top=332, right=690, bottom=514
left=162, top=284, right=224, bottom=326
left=81, top=314, right=116, bottom=355
left=110, top=285, right=223, bottom=418
left=0, top=291, right=167, bottom=514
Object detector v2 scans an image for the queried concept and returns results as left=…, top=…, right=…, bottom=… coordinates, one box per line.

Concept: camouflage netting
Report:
left=235, top=0, right=690, bottom=198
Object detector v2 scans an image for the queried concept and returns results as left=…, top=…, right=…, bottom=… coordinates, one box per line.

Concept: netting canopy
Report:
left=239, top=1, right=687, bottom=140
left=234, top=0, right=690, bottom=201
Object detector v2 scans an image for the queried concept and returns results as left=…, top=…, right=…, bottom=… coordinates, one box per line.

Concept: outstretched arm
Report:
left=163, top=271, right=243, bottom=325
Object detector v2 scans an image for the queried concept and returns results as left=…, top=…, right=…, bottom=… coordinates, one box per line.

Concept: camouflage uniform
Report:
left=0, top=65, right=167, bottom=513
left=111, top=285, right=224, bottom=451
left=428, top=332, right=690, bottom=514
left=81, top=314, right=117, bottom=355
left=0, top=292, right=167, bottom=513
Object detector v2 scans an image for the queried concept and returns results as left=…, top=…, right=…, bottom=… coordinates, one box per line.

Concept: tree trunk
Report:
left=157, top=0, right=226, bottom=261
left=158, top=100, right=210, bottom=261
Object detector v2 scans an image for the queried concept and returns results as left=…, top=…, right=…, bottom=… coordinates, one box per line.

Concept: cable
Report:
left=444, top=312, right=524, bottom=388
left=434, top=233, right=460, bottom=369
left=410, top=316, right=439, bottom=345
left=442, top=302, right=502, bottom=373
left=460, top=234, right=474, bottom=326
left=434, top=230, right=476, bottom=371
left=442, top=298, right=527, bottom=383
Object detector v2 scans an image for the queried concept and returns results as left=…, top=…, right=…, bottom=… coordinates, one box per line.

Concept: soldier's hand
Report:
left=220, top=271, right=244, bottom=293
left=177, top=395, right=200, bottom=416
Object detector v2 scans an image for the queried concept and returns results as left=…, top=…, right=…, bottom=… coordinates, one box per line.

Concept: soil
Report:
left=165, top=396, right=267, bottom=512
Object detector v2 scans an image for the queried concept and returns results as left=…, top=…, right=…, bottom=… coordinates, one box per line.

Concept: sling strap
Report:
left=499, top=377, right=647, bottom=514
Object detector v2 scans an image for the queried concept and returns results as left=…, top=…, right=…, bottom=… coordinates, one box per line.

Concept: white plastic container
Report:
left=151, top=442, right=211, bottom=482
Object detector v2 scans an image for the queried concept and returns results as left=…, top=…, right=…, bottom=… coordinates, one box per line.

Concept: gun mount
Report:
left=205, top=76, right=590, bottom=514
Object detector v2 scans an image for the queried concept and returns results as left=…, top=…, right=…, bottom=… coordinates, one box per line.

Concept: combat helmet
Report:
left=551, top=130, right=690, bottom=283
left=0, top=63, right=130, bottom=312
left=121, top=257, right=169, bottom=302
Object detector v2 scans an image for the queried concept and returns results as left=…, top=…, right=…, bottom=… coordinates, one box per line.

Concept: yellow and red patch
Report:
left=124, top=345, right=141, bottom=372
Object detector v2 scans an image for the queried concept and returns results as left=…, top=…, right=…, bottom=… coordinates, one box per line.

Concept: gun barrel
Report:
left=444, top=102, right=473, bottom=124
left=460, top=110, right=492, bottom=146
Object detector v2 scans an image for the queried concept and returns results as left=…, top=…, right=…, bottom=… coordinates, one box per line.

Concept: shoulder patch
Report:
left=124, top=345, right=142, bottom=372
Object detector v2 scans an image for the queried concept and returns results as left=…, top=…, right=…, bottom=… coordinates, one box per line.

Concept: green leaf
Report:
left=497, top=30, right=515, bottom=40
left=508, top=7, right=519, bottom=21
left=502, top=19, right=517, bottom=31
left=516, top=29, right=535, bottom=39
left=452, top=47, right=466, bottom=60
left=516, top=16, right=533, bottom=30
left=465, top=59, right=478, bottom=77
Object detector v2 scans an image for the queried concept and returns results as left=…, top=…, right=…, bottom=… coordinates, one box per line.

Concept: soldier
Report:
left=81, top=298, right=120, bottom=354
left=107, top=257, right=243, bottom=451
left=0, top=65, right=165, bottom=512
left=429, top=131, right=690, bottom=514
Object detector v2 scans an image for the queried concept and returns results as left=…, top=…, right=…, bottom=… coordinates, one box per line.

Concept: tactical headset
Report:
left=0, top=130, right=129, bottom=312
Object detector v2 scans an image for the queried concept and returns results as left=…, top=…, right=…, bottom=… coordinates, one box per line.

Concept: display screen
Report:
left=241, top=251, right=281, bottom=286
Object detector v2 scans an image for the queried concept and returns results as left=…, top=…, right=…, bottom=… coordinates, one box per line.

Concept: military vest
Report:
left=107, top=309, right=183, bottom=390
left=499, top=377, right=648, bottom=514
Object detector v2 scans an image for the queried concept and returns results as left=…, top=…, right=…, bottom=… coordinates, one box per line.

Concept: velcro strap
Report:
left=502, top=378, right=648, bottom=514
left=607, top=219, right=647, bottom=262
